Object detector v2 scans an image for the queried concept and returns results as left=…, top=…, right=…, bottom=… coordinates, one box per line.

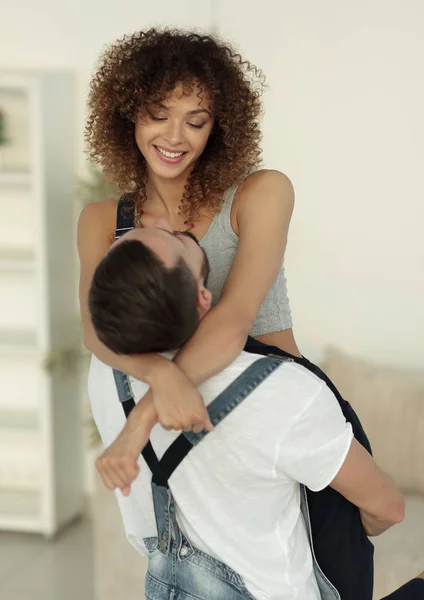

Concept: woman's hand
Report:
left=96, top=364, right=213, bottom=496
left=95, top=394, right=157, bottom=496
left=150, top=361, right=213, bottom=433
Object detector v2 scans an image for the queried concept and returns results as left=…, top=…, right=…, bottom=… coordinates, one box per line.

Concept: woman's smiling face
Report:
left=135, top=83, right=215, bottom=181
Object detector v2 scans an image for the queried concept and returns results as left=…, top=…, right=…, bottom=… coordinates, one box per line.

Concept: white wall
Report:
left=1, top=1, right=423, bottom=492
left=3, top=0, right=421, bottom=369
left=0, top=0, right=212, bottom=170
left=217, top=1, right=424, bottom=368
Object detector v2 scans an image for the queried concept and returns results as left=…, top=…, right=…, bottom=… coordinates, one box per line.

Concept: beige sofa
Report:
left=93, top=347, right=424, bottom=599
left=322, top=347, right=424, bottom=598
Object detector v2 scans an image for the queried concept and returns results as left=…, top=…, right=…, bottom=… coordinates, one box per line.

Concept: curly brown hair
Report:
left=85, top=27, right=265, bottom=224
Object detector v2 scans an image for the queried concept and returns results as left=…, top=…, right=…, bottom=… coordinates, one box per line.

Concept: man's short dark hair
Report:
left=89, top=239, right=200, bottom=354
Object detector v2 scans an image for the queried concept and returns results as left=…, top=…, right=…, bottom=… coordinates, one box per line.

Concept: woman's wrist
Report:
left=132, top=353, right=174, bottom=385
left=127, top=392, right=158, bottom=433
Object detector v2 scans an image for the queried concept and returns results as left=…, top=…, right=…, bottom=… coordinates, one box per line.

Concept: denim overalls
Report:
left=113, top=356, right=342, bottom=600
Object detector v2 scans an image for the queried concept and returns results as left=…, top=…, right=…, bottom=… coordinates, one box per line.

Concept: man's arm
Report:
left=329, top=438, right=405, bottom=536
left=275, top=381, right=404, bottom=538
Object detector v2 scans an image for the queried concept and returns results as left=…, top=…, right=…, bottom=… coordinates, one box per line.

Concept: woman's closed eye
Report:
left=148, top=113, right=206, bottom=129
left=148, top=113, right=166, bottom=122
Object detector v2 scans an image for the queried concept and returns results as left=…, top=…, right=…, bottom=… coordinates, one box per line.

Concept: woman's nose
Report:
left=163, top=119, right=184, bottom=146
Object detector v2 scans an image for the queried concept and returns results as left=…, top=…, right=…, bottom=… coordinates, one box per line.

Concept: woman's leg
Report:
left=381, top=572, right=424, bottom=599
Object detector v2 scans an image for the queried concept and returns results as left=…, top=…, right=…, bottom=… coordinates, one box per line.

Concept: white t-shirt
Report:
left=88, top=351, right=353, bottom=600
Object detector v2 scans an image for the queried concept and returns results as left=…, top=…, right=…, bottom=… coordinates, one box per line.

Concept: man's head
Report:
left=88, top=220, right=211, bottom=355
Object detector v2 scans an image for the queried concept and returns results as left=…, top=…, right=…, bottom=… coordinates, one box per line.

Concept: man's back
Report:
left=89, top=351, right=352, bottom=600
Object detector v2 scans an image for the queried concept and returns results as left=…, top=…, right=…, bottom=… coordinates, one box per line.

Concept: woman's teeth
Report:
left=156, top=146, right=185, bottom=159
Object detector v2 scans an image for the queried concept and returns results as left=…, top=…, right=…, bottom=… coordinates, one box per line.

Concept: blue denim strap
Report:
left=147, top=355, right=286, bottom=560
left=113, top=369, right=169, bottom=486
left=150, top=482, right=173, bottom=555
left=184, top=356, right=284, bottom=446
left=156, top=356, right=287, bottom=485
left=113, top=356, right=288, bottom=558
left=114, top=353, right=342, bottom=599
left=112, top=369, right=133, bottom=402
left=114, top=356, right=287, bottom=485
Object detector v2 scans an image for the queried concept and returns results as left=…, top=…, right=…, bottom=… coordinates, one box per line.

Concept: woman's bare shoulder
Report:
left=77, top=197, right=120, bottom=243
left=233, top=169, right=294, bottom=221
left=240, top=169, right=294, bottom=195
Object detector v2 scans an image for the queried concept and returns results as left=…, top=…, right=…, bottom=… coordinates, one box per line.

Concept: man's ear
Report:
left=197, top=286, right=212, bottom=315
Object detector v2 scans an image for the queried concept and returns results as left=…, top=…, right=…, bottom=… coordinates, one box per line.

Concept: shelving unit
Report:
left=0, top=71, right=84, bottom=537
left=0, top=172, right=32, bottom=187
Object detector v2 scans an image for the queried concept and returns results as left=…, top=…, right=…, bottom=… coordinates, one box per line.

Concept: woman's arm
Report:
left=133, top=170, right=295, bottom=428
left=78, top=199, right=209, bottom=425
left=78, top=199, right=164, bottom=379
left=175, top=169, right=295, bottom=382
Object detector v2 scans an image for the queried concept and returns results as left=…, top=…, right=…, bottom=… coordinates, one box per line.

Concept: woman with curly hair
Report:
left=79, top=27, right=383, bottom=600
left=79, top=28, right=299, bottom=430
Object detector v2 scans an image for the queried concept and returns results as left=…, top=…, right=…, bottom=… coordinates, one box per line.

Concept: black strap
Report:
left=121, top=395, right=193, bottom=487
left=114, top=195, right=193, bottom=487
left=244, top=336, right=301, bottom=363
left=115, top=193, right=135, bottom=239
left=245, top=337, right=326, bottom=382
left=119, top=356, right=283, bottom=487
left=244, top=337, right=348, bottom=403
left=121, top=399, right=169, bottom=487
left=121, top=398, right=135, bottom=419
left=158, top=435, right=194, bottom=483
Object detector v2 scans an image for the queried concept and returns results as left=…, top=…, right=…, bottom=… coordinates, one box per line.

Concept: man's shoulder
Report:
left=201, top=352, right=328, bottom=406
left=256, top=355, right=328, bottom=401
left=237, top=351, right=327, bottom=385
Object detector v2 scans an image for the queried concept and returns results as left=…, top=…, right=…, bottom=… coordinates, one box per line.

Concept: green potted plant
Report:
left=77, top=162, right=118, bottom=207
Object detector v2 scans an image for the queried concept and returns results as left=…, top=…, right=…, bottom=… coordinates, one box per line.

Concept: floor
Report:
left=0, top=515, right=94, bottom=600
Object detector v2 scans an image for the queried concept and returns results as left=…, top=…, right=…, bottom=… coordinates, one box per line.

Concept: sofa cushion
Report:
left=372, top=495, right=424, bottom=599
left=322, top=347, right=424, bottom=495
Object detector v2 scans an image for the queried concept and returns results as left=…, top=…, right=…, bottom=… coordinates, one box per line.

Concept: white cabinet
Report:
left=0, top=72, right=84, bottom=537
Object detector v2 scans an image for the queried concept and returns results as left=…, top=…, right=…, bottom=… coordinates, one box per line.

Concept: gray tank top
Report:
left=199, top=182, right=293, bottom=337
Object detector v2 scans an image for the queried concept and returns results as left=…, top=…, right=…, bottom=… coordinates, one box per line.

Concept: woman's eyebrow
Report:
left=156, top=103, right=211, bottom=118
left=186, top=108, right=212, bottom=117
